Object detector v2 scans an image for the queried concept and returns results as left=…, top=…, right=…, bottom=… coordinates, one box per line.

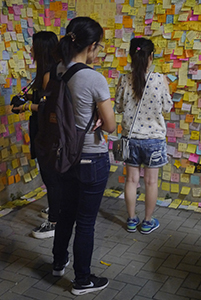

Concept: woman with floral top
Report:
left=115, top=37, right=173, bottom=234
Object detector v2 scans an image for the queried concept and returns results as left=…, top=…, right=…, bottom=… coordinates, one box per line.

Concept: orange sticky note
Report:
left=118, top=176, right=125, bottom=183
left=24, top=133, right=30, bottom=144
left=8, top=175, right=14, bottom=185
left=4, top=78, right=10, bottom=88
left=158, top=14, right=166, bottom=23
left=15, top=174, right=21, bottom=183
left=174, top=99, right=183, bottom=109
left=1, top=176, right=7, bottom=185
left=117, top=124, right=122, bottom=134
left=166, top=5, right=175, bottom=15
left=119, top=57, right=127, bottom=66
left=181, top=159, right=190, bottom=168
left=185, top=114, right=193, bottom=123
left=123, top=166, right=127, bottom=175
left=15, top=24, right=22, bottom=33
left=5, top=41, right=11, bottom=49
left=103, top=134, right=108, bottom=143
left=122, top=16, right=132, bottom=28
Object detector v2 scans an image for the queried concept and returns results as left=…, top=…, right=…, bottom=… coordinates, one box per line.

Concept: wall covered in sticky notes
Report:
left=1, top=0, right=201, bottom=204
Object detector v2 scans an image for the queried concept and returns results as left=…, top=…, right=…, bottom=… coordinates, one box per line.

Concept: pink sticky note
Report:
left=1, top=116, right=8, bottom=125
left=14, top=15, right=20, bottom=21
left=171, top=53, right=178, bottom=60
left=173, top=60, right=182, bottom=68
left=16, top=131, right=23, bottom=142
left=168, top=137, right=176, bottom=143
left=115, top=29, right=123, bottom=39
left=108, top=70, right=112, bottom=78
left=45, top=17, right=51, bottom=26
left=15, top=123, right=21, bottom=132
left=7, top=21, right=14, bottom=31
left=174, top=128, right=183, bottom=138
left=0, top=162, right=7, bottom=172
left=62, top=3, right=68, bottom=10
left=108, top=141, right=113, bottom=150
left=28, top=18, right=33, bottom=27
left=13, top=5, right=21, bottom=15
left=171, top=173, right=180, bottom=182
left=166, top=128, right=175, bottom=137
left=173, top=149, right=182, bottom=158
left=189, top=153, right=199, bottom=163
left=54, top=18, right=61, bottom=27
left=167, top=123, right=175, bottom=128
left=28, top=28, right=34, bottom=36
left=45, top=8, right=50, bottom=17
left=3, top=127, right=9, bottom=137
left=140, top=167, right=144, bottom=177
left=1, top=13, right=8, bottom=24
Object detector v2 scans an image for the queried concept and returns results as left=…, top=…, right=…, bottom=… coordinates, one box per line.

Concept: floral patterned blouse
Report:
left=115, top=72, right=173, bottom=140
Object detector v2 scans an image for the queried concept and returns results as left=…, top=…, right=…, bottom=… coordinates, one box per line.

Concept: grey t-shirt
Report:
left=57, top=62, right=110, bottom=153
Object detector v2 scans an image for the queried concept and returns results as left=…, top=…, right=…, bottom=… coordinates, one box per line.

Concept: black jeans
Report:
left=52, top=152, right=110, bottom=283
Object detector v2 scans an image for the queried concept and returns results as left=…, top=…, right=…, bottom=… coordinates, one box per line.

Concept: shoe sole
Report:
left=140, top=223, right=160, bottom=235
left=71, top=281, right=109, bottom=295
left=32, top=230, right=55, bottom=239
left=52, top=260, right=70, bottom=277
left=127, top=222, right=140, bottom=233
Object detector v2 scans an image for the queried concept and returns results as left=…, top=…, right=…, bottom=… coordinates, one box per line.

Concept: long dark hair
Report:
left=57, top=17, right=103, bottom=66
left=32, top=31, right=58, bottom=90
left=129, top=38, right=154, bottom=101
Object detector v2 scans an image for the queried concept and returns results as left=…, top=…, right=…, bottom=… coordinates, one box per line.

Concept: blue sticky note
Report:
left=21, top=78, right=28, bottom=89
left=167, top=74, right=177, bottom=82
left=21, top=19, right=28, bottom=29
left=2, top=51, right=10, bottom=60
left=181, top=32, right=186, bottom=43
left=146, top=4, right=155, bottom=12
left=145, top=12, right=154, bottom=20
left=197, top=84, right=201, bottom=91
left=196, top=146, right=201, bottom=155
left=60, top=27, right=66, bottom=36
left=12, top=79, right=17, bottom=86
left=166, top=15, right=173, bottom=24
left=172, top=93, right=182, bottom=102
left=191, top=175, right=200, bottom=185
left=67, top=10, right=76, bottom=20
left=44, top=0, right=50, bottom=4
left=129, top=0, right=134, bottom=7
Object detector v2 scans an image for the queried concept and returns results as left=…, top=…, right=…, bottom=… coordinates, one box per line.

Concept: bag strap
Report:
left=127, top=72, right=151, bottom=139
left=62, top=62, right=96, bottom=134
left=62, top=62, right=91, bottom=83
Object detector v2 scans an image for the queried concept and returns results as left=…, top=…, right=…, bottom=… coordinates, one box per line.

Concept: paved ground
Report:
left=1, top=192, right=201, bottom=300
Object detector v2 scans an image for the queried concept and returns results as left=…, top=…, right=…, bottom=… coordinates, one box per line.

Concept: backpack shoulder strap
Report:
left=62, top=63, right=92, bottom=83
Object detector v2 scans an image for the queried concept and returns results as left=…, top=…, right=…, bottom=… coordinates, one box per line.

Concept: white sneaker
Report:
left=40, top=207, right=49, bottom=219
left=32, top=221, right=55, bottom=239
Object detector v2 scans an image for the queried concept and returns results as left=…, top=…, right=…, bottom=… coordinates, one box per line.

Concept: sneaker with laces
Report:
left=140, top=218, right=160, bottom=234
left=40, top=207, right=49, bottom=219
left=127, top=216, right=140, bottom=232
left=71, top=274, right=109, bottom=296
left=52, top=259, right=70, bottom=276
left=32, top=221, right=55, bottom=239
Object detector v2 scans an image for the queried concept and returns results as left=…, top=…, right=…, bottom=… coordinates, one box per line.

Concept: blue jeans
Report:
left=52, top=152, right=110, bottom=283
left=125, top=138, right=168, bottom=168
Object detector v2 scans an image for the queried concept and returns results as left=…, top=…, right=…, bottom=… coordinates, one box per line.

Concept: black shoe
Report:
left=52, top=259, right=70, bottom=276
left=71, top=274, right=109, bottom=296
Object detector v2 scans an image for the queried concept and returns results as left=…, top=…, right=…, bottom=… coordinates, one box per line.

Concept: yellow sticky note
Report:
left=185, top=165, right=195, bottom=174
left=138, top=193, right=145, bottom=201
left=178, top=143, right=187, bottom=152
left=174, top=160, right=181, bottom=169
left=22, top=145, right=30, bottom=154
left=171, top=184, right=179, bottom=193
left=110, top=165, right=118, bottom=172
left=162, top=171, right=171, bottom=181
left=186, top=144, right=196, bottom=153
left=190, top=131, right=199, bottom=140
left=180, top=186, right=191, bottom=195
left=180, top=174, right=190, bottom=183
left=161, top=182, right=170, bottom=191
left=23, top=173, right=32, bottom=183
left=169, top=199, right=182, bottom=209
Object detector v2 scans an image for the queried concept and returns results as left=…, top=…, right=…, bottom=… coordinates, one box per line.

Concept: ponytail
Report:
left=129, top=38, right=154, bottom=101
left=56, top=17, right=103, bottom=66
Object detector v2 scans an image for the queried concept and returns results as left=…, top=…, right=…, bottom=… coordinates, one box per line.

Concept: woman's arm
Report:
left=97, top=99, right=116, bottom=133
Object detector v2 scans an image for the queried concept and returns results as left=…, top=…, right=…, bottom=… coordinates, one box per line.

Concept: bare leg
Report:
left=124, top=165, right=140, bottom=219
left=144, top=167, right=159, bottom=221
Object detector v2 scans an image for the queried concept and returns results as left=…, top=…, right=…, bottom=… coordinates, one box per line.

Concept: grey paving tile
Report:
left=122, top=261, right=145, bottom=276
left=11, top=277, right=39, bottom=294
left=161, top=254, right=183, bottom=268
left=177, top=287, right=201, bottom=300
left=1, top=292, right=36, bottom=300
left=0, top=280, right=16, bottom=296
left=115, top=273, right=147, bottom=286
left=157, top=267, right=188, bottom=279
left=0, top=270, right=25, bottom=283
left=138, top=280, right=163, bottom=298
left=136, top=270, right=168, bottom=283
left=99, top=263, right=125, bottom=279
left=107, top=244, right=130, bottom=257
left=23, top=287, right=58, bottom=299
left=142, top=258, right=164, bottom=272
left=92, top=287, right=118, bottom=300
left=181, top=252, right=201, bottom=265
left=177, top=263, right=201, bottom=275
left=154, top=291, right=190, bottom=300
left=160, top=277, right=184, bottom=293
left=113, top=284, right=141, bottom=300
left=182, top=273, right=201, bottom=289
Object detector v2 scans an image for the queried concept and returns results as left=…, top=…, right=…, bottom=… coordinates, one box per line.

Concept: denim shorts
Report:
left=125, top=139, right=168, bottom=168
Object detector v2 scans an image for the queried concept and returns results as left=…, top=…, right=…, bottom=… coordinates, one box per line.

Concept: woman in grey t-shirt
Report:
left=52, top=17, right=115, bottom=296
